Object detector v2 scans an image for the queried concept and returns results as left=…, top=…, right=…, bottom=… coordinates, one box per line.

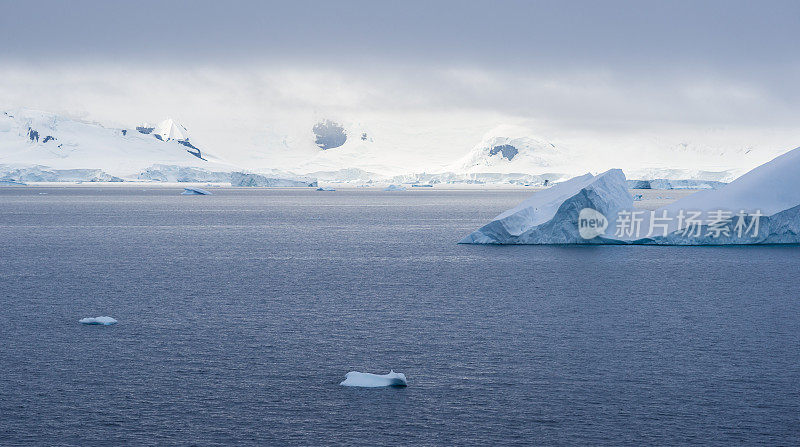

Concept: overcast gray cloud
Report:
left=3, top=0, right=799, bottom=71
left=1, top=0, right=799, bottom=168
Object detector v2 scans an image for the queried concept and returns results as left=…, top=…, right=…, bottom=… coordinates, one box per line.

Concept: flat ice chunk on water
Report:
left=181, top=187, right=212, bottom=195
left=79, top=316, right=117, bottom=325
left=384, top=184, right=407, bottom=191
left=316, top=187, right=336, bottom=191
left=340, top=370, right=408, bottom=387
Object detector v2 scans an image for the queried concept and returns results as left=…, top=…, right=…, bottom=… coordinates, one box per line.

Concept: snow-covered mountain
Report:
left=0, top=108, right=793, bottom=186
left=286, top=118, right=408, bottom=176
left=153, top=118, right=190, bottom=142
left=448, top=125, right=576, bottom=174
left=0, top=109, right=231, bottom=177
left=423, top=125, right=790, bottom=185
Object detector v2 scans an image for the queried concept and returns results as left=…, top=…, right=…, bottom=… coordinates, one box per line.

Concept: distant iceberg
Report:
left=461, top=147, right=800, bottom=245
left=384, top=184, right=406, bottom=191
left=181, top=187, right=212, bottom=195
left=316, top=186, right=336, bottom=191
left=79, top=316, right=118, bottom=325
left=340, top=371, right=408, bottom=387
left=460, top=169, right=632, bottom=244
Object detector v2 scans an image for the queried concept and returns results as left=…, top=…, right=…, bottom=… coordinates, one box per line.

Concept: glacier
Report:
left=231, top=172, right=317, bottom=187
left=340, top=371, right=408, bottom=387
left=138, top=165, right=233, bottom=183
left=0, top=179, right=27, bottom=186
left=79, top=316, right=118, bottom=325
left=388, top=171, right=566, bottom=186
left=627, top=179, right=727, bottom=190
left=460, top=147, right=800, bottom=245
left=137, top=166, right=317, bottom=187
left=0, top=165, right=124, bottom=183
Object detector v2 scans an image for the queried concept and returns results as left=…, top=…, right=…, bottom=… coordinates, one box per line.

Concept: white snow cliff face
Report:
left=460, top=147, right=800, bottom=245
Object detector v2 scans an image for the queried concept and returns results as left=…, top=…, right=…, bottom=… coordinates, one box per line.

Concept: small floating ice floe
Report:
left=340, top=370, right=408, bottom=387
left=384, top=184, right=407, bottom=191
left=79, top=316, right=118, bottom=325
left=316, top=187, right=336, bottom=191
left=181, top=187, right=212, bottom=195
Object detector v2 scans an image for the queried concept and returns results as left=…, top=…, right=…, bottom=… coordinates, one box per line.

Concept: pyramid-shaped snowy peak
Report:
left=154, top=118, right=189, bottom=141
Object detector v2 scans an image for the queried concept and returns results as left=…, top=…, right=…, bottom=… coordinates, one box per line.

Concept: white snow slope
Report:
left=448, top=124, right=577, bottom=175
left=154, top=118, right=190, bottom=141
left=0, top=109, right=232, bottom=178
left=413, top=125, right=774, bottom=186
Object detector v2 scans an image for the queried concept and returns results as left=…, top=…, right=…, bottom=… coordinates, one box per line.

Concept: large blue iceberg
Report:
left=460, top=147, right=800, bottom=245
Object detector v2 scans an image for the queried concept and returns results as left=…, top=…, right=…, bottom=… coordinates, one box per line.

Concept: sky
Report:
left=1, top=0, right=799, bottom=172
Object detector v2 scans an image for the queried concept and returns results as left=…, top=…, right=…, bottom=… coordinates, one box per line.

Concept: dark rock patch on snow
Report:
left=313, top=120, right=347, bottom=150
left=488, top=144, right=518, bottom=161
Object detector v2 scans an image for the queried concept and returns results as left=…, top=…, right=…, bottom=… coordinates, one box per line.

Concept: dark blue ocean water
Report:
left=1, top=187, right=799, bottom=446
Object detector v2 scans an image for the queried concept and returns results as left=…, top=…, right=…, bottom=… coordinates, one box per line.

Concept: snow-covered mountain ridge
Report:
left=0, top=109, right=793, bottom=186
left=0, top=109, right=231, bottom=176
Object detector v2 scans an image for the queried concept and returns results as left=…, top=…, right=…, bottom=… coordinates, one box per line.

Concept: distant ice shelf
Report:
left=0, top=179, right=26, bottom=185
left=627, top=179, right=726, bottom=190
left=340, top=371, right=408, bottom=387
left=230, top=172, right=317, bottom=188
